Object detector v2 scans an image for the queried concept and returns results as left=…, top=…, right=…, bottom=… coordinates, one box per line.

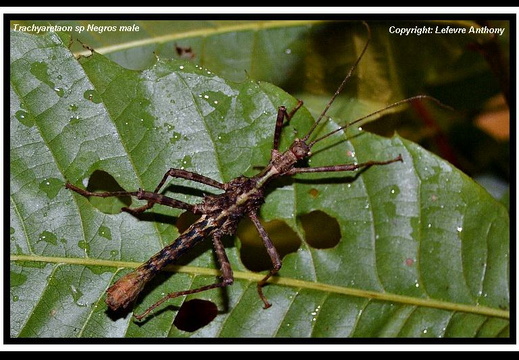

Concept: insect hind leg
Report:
left=133, top=232, right=234, bottom=320
left=248, top=211, right=282, bottom=309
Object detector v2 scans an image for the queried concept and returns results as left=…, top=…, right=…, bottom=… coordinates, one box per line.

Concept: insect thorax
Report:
left=196, top=176, right=265, bottom=234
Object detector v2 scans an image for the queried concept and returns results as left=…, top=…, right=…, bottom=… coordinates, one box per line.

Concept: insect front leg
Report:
left=248, top=211, right=282, bottom=309
left=272, top=100, right=304, bottom=151
left=285, top=154, right=403, bottom=175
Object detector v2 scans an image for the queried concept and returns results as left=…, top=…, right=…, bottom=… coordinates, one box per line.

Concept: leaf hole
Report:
left=237, top=219, right=301, bottom=272
left=84, top=170, right=131, bottom=214
left=299, top=210, right=341, bottom=249
left=173, top=299, right=218, bottom=332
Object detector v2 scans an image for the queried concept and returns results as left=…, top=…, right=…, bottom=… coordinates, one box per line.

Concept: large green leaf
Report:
left=10, top=23, right=509, bottom=339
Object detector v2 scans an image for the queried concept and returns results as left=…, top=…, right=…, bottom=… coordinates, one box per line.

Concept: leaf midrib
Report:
left=10, top=253, right=510, bottom=320
left=73, top=20, right=326, bottom=57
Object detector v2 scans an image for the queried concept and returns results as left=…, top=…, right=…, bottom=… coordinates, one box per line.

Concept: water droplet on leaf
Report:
left=15, top=110, right=35, bottom=127
left=54, top=87, right=65, bottom=97
left=39, top=178, right=62, bottom=199
left=98, top=225, right=112, bottom=240
left=83, top=89, right=102, bottom=103
left=38, top=231, right=58, bottom=245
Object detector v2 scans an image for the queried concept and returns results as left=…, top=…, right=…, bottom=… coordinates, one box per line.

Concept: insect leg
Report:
left=65, top=183, right=195, bottom=215
left=272, top=100, right=303, bottom=151
left=123, top=189, right=197, bottom=215
left=119, top=168, right=227, bottom=215
left=66, top=167, right=225, bottom=215
left=211, top=231, right=234, bottom=288
left=248, top=211, right=282, bottom=309
left=133, top=231, right=234, bottom=321
left=153, top=168, right=226, bottom=193
left=286, top=154, right=403, bottom=175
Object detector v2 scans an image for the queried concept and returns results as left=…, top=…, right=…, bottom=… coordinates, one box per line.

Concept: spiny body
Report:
left=65, top=22, right=440, bottom=320
left=105, top=140, right=310, bottom=311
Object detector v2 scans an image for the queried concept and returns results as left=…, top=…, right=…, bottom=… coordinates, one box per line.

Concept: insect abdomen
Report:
left=105, top=217, right=215, bottom=311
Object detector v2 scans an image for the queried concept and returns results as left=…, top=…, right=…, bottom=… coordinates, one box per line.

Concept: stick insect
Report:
left=66, top=22, right=443, bottom=321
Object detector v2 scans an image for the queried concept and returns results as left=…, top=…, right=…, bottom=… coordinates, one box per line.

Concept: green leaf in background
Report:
left=9, top=20, right=509, bottom=339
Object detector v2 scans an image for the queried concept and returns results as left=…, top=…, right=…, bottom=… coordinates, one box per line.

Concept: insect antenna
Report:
left=301, top=22, right=453, bottom=149
left=307, top=95, right=450, bottom=148
left=301, top=21, right=372, bottom=143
